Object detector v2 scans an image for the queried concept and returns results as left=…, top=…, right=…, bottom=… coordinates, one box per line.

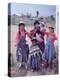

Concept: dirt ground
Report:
left=10, top=61, right=58, bottom=77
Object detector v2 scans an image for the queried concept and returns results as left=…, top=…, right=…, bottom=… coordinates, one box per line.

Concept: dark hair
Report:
left=31, top=39, right=37, bottom=42
left=18, top=23, right=25, bottom=27
left=34, top=20, right=40, bottom=26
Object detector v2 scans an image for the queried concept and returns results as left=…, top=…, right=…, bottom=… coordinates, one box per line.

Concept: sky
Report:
left=9, top=3, right=56, bottom=17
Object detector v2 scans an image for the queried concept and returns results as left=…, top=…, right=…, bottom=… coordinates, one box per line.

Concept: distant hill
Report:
left=8, top=14, right=56, bottom=26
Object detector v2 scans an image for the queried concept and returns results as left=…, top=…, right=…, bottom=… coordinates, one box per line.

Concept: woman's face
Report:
left=19, top=25, right=25, bottom=31
left=35, top=24, right=40, bottom=30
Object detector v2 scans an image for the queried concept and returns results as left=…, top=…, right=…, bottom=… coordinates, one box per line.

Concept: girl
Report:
left=16, top=21, right=29, bottom=69
left=44, top=23, right=57, bottom=69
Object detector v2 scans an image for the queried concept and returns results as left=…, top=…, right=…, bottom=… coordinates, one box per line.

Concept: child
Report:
left=44, top=23, right=57, bottom=69
left=16, top=21, right=29, bottom=69
left=28, top=37, right=42, bottom=71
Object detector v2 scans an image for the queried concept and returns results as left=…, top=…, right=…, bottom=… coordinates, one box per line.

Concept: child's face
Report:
left=32, top=40, right=37, bottom=46
left=19, top=25, right=25, bottom=31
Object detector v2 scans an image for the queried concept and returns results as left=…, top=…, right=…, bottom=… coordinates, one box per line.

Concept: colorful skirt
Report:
left=44, top=36, right=56, bottom=63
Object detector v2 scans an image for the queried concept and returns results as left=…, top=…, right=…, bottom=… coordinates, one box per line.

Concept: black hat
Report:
left=31, top=37, right=37, bottom=42
left=34, top=20, right=40, bottom=26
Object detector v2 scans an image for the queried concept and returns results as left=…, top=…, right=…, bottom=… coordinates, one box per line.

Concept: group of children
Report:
left=15, top=20, right=58, bottom=72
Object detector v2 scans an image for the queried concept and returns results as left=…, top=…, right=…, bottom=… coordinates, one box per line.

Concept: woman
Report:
left=44, top=23, right=57, bottom=69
